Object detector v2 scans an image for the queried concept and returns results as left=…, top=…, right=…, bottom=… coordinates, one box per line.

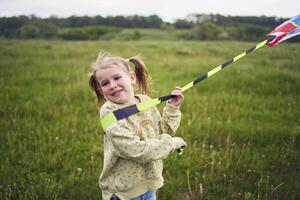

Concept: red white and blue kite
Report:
left=267, top=15, right=300, bottom=46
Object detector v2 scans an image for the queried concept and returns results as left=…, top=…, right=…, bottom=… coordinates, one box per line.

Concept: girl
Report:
left=89, top=52, right=187, bottom=200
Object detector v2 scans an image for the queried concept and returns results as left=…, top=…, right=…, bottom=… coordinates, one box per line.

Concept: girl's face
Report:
left=96, top=63, right=136, bottom=105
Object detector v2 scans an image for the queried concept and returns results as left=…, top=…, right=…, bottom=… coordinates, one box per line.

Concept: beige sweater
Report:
left=99, top=94, right=183, bottom=200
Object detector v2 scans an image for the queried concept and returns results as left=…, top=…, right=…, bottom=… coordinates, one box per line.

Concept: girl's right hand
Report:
left=168, top=87, right=184, bottom=107
left=172, top=137, right=187, bottom=150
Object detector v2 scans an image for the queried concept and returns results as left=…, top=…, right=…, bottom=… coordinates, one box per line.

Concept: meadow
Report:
left=0, top=39, right=299, bottom=199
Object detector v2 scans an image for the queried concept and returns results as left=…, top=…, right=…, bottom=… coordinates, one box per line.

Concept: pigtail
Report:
left=128, top=57, right=151, bottom=94
left=88, top=71, right=105, bottom=107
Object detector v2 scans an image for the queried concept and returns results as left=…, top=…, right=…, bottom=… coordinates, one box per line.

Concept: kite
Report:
left=267, top=15, right=300, bottom=46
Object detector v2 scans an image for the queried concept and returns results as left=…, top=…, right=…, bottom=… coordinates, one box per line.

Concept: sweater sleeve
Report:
left=158, top=102, right=182, bottom=135
left=107, top=121, right=178, bottom=164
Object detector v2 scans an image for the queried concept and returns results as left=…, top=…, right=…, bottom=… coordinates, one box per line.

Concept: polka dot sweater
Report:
left=99, top=95, right=182, bottom=200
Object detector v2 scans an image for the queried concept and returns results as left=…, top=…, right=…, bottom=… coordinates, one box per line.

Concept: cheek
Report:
left=100, top=87, right=109, bottom=95
left=123, top=77, right=133, bottom=86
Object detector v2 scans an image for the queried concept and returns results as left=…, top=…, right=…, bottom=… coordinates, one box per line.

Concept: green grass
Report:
left=0, top=40, right=299, bottom=199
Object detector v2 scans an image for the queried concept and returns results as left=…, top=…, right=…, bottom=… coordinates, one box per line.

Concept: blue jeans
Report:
left=132, top=191, right=156, bottom=200
left=110, top=191, right=156, bottom=200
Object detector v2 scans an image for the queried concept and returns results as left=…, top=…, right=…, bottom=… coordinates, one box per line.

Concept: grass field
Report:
left=0, top=39, right=299, bottom=200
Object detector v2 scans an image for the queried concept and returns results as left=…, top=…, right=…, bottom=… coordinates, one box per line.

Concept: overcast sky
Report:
left=1, top=0, right=299, bottom=22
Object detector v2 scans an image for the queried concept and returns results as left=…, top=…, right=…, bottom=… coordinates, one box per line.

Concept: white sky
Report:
left=1, top=0, right=299, bottom=22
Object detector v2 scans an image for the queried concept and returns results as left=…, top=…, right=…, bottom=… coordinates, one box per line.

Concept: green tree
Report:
left=17, top=24, right=41, bottom=38
left=17, top=22, right=58, bottom=39
left=183, top=22, right=223, bottom=40
left=174, top=19, right=193, bottom=29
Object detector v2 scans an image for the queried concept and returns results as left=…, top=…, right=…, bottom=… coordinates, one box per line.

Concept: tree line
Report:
left=0, top=14, right=297, bottom=42
left=0, top=15, right=162, bottom=39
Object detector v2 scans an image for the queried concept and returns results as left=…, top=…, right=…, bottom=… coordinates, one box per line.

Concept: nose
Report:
left=110, top=81, right=117, bottom=90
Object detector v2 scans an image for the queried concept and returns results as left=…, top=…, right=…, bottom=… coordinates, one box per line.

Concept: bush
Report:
left=17, top=22, right=58, bottom=39
left=59, top=26, right=120, bottom=40
left=17, top=24, right=41, bottom=39
left=132, top=29, right=141, bottom=40
left=182, top=22, right=223, bottom=40
left=174, top=19, right=194, bottom=29
left=226, top=24, right=270, bottom=41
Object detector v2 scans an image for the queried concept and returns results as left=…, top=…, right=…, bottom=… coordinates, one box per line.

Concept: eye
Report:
left=100, top=81, right=108, bottom=87
left=114, top=76, right=121, bottom=80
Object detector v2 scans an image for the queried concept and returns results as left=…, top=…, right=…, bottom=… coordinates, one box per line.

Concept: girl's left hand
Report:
left=168, top=87, right=184, bottom=107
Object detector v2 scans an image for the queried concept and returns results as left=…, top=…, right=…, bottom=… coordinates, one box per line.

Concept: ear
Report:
left=130, top=72, right=136, bottom=85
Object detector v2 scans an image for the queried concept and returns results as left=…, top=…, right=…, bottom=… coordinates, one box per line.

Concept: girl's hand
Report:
left=168, top=87, right=184, bottom=107
left=172, top=137, right=187, bottom=149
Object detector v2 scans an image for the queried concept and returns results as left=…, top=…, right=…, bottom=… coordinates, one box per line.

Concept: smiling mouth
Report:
left=111, top=89, right=123, bottom=97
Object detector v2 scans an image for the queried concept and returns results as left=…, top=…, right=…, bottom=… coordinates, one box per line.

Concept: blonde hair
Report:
left=89, top=52, right=151, bottom=107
